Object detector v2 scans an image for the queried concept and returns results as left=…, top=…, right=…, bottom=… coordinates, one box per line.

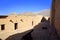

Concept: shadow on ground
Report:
left=5, top=17, right=60, bottom=40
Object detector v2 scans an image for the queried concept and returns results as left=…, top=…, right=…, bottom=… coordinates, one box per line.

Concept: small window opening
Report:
left=32, top=21, right=33, bottom=26
left=1, top=24, right=5, bottom=30
left=10, top=20, right=13, bottom=23
left=20, top=19, right=23, bottom=22
left=14, top=23, right=18, bottom=30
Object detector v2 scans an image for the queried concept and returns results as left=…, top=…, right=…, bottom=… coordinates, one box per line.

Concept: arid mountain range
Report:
left=0, top=9, right=50, bottom=17
left=19, top=9, right=50, bottom=16
left=33, top=9, right=50, bottom=16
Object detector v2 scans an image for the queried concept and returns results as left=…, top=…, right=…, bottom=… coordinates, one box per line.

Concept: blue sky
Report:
left=0, top=0, right=52, bottom=15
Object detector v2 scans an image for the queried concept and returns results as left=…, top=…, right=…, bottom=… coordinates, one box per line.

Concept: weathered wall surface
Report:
left=0, top=14, right=49, bottom=40
left=51, top=0, right=60, bottom=38
left=55, top=0, right=60, bottom=38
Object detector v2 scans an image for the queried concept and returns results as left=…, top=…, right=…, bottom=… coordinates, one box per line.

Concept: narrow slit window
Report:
left=14, top=23, right=18, bottom=30
left=1, top=24, right=5, bottom=30
left=32, top=21, right=33, bottom=26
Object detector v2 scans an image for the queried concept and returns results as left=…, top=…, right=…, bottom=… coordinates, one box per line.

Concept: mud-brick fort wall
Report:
left=0, top=14, right=49, bottom=40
